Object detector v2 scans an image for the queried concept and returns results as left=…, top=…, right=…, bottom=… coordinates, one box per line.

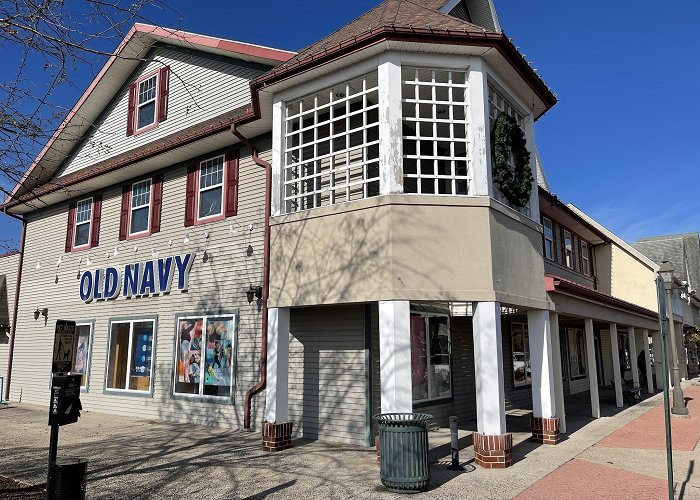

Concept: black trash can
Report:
left=47, top=458, right=88, bottom=500
left=374, top=413, right=432, bottom=493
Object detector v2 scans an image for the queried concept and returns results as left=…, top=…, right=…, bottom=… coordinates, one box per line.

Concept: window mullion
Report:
left=124, top=322, right=134, bottom=390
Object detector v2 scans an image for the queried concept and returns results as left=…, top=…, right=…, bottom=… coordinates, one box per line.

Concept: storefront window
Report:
left=72, top=323, right=92, bottom=389
left=512, top=322, right=530, bottom=387
left=106, top=319, right=155, bottom=393
left=567, top=328, right=587, bottom=378
left=410, top=314, right=451, bottom=403
left=174, top=315, right=236, bottom=399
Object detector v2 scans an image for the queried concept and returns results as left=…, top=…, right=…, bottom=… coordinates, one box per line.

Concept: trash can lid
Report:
left=372, top=412, right=432, bottom=423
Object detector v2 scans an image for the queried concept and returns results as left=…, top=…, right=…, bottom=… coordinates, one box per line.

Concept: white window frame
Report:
left=282, top=71, right=380, bottom=213
left=73, top=197, right=93, bottom=249
left=543, top=216, right=554, bottom=260
left=196, top=154, right=226, bottom=222
left=135, top=72, right=158, bottom=132
left=511, top=321, right=531, bottom=388
left=104, top=317, right=157, bottom=395
left=129, top=178, right=152, bottom=237
left=411, top=312, right=452, bottom=404
left=172, top=313, right=238, bottom=402
left=73, top=321, right=94, bottom=391
left=581, top=240, right=590, bottom=275
left=563, top=229, right=573, bottom=268
left=401, top=66, right=471, bottom=196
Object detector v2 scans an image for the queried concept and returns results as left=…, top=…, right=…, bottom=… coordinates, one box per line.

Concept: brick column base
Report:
left=530, top=416, right=560, bottom=445
left=472, top=432, right=513, bottom=468
left=263, top=421, right=293, bottom=452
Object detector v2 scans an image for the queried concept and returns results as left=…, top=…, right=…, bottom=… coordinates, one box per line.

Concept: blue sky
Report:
left=1, top=0, right=698, bottom=247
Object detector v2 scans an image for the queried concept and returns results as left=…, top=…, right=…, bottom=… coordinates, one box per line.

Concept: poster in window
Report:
left=204, top=318, right=233, bottom=396
left=512, top=323, right=530, bottom=387
left=176, top=318, right=202, bottom=392
left=410, top=315, right=428, bottom=401
left=132, top=327, right=153, bottom=377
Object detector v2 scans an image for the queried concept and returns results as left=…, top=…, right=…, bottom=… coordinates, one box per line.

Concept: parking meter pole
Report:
left=47, top=424, right=58, bottom=499
left=656, top=276, right=674, bottom=500
left=447, top=416, right=464, bottom=471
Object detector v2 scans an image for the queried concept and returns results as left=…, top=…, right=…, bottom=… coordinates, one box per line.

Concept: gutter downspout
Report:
left=231, top=123, right=271, bottom=430
left=2, top=209, right=26, bottom=401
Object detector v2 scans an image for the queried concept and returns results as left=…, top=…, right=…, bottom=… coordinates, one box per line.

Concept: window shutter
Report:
left=158, top=66, right=169, bottom=123
left=65, top=202, right=76, bottom=253
left=119, top=185, right=130, bottom=240
left=127, top=83, right=137, bottom=136
left=225, top=151, right=239, bottom=217
left=90, top=195, right=102, bottom=248
left=184, top=164, right=197, bottom=227
left=151, top=174, right=164, bottom=234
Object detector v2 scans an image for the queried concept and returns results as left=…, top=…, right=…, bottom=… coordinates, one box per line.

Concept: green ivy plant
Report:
left=492, top=113, right=533, bottom=208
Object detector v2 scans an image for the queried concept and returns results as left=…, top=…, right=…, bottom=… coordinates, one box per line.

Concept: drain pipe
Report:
left=2, top=208, right=26, bottom=401
left=231, top=123, right=271, bottom=430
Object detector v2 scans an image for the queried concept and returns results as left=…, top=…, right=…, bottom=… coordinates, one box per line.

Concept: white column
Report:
left=379, top=300, right=412, bottom=413
left=610, top=323, right=624, bottom=408
left=652, top=331, right=663, bottom=387
left=473, top=301, right=506, bottom=435
left=527, top=309, right=556, bottom=419
left=549, top=312, right=566, bottom=433
left=270, top=99, right=284, bottom=216
left=628, top=326, right=639, bottom=388
left=265, top=307, right=290, bottom=423
left=584, top=318, right=600, bottom=418
left=378, top=54, right=403, bottom=195
left=467, top=57, right=493, bottom=197
left=643, top=329, right=654, bottom=394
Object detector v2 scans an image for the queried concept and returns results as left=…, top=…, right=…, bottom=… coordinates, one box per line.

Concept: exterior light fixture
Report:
left=659, top=261, right=674, bottom=288
left=246, top=284, right=263, bottom=304
left=34, top=308, right=40, bottom=320
left=42, top=308, right=48, bottom=320
left=183, top=233, right=190, bottom=244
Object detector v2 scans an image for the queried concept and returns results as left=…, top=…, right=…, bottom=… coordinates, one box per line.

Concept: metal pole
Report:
left=447, top=416, right=464, bottom=471
left=46, top=424, right=59, bottom=500
left=665, top=288, right=688, bottom=415
left=657, top=277, right=674, bottom=500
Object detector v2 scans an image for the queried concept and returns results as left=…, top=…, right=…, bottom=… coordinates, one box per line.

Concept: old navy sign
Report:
left=79, top=253, right=194, bottom=303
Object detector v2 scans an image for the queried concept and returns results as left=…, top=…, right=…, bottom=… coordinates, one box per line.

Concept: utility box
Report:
left=48, top=374, right=82, bottom=427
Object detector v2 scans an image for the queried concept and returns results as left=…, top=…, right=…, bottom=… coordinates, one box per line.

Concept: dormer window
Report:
left=137, top=74, right=158, bottom=131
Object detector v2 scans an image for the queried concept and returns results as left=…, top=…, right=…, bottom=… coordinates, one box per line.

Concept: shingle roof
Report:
left=276, top=0, right=489, bottom=72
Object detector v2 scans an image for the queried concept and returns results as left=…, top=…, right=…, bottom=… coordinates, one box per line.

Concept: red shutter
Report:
left=151, top=174, right=164, bottom=234
left=90, top=195, right=102, bottom=248
left=119, top=185, right=130, bottom=240
left=127, top=83, right=137, bottom=136
left=157, top=66, right=169, bottom=123
left=225, top=151, right=239, bottom=217
left=65, top=202, right=76, bottom=253
left=184, top=164, right=197, bottom=227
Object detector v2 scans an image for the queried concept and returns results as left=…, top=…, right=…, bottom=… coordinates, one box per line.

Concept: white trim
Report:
left=527, top=309, right=556, bottom=419
left=128, top=178, right=152, bottom=236
left=105, top=318, right=156, bottom=394
left=378, top=53, right=403, bottom=195
left=549, top=312, right=567, bottom=433
left=135, top=72, right=159, bottom=132
left=73, top=196, right=93, bottom=249
left=196, top=154, right=226, bottom=221
left=271, top=100, right=284, bottom=217
left=584, top=318, right=600, bottom=418
left=265, top=307, right=290, bottom=422
left=473, top=301, right=506, bottom=435
left=379, top=301, right=413, bottom=413
left=73, top=322, right=93, bottom=391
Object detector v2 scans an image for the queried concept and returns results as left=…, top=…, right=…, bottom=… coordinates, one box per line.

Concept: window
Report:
left=174, top=315, right=236, bottom=399
left=198, top=155, right=225, bottom=220
left=543, top=217, right=554, bottom=260
left=511, top=322, right=530, bottom=387
left=283, top=72, right=379, bottom=213
left=581, top=240, right=590, bottom=275
left=567, top=328, right=586, bottom=378
left=137, top=74, right=158, bottom=131
left=106, top=319, right=155, bottom=393
left=410, top=314, right=451, bottom=403
left=74, top=197, right=92, bottom=248
left=72, top=323, right=92, bottom=389
left=130, top=179, right=151, bottom=235
left=563, top=229, right=573, bottom=268
left=401, top=67, right=470, bottom=195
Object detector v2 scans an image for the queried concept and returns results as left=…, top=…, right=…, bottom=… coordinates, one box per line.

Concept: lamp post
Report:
left=658, top=261, right=689, bottom=416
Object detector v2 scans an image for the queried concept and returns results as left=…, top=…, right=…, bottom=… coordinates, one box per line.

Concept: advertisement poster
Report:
left=132, top=328, right=153, bottom=377
left=177, top=318, right=203, bottom=391
left=73, top=332, right=90, bottom=374
left=204, top=318, right=233, bottom=393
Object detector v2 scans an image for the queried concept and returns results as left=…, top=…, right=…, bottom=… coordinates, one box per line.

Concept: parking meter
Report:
left=48, top=374, right=82, bottom=427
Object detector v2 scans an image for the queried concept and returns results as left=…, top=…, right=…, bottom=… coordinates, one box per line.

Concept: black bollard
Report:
left=447, top=416, right=465, bottom=471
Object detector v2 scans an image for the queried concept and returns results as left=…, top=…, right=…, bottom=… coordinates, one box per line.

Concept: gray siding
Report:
left=56, top=46, right=265, bottom=178
left=288, top=305, right=366, bottom=445
left=465, top=0, right=498, bottom=32
left=0, top=252, right=20, bottom=389
left=10, top=140, right=271, bottom=431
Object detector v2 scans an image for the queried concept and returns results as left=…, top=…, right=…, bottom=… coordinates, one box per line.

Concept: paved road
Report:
left=0, top=383, right=697, bottom=499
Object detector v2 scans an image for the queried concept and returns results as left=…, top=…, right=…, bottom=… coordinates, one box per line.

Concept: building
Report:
left=0, top=0, right=681, bottom=470
left=0, top=251, right=20, bottom=397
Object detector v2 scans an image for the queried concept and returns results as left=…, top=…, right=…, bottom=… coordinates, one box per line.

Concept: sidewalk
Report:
left=0, top=382, right=698, bottom=499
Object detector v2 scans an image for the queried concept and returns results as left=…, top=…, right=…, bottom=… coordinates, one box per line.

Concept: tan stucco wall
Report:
left=595, top=244, right=612, bottom=296
left=609, top=244, right=658, bottom=312
left=268, top=195, right=549, bottom=309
